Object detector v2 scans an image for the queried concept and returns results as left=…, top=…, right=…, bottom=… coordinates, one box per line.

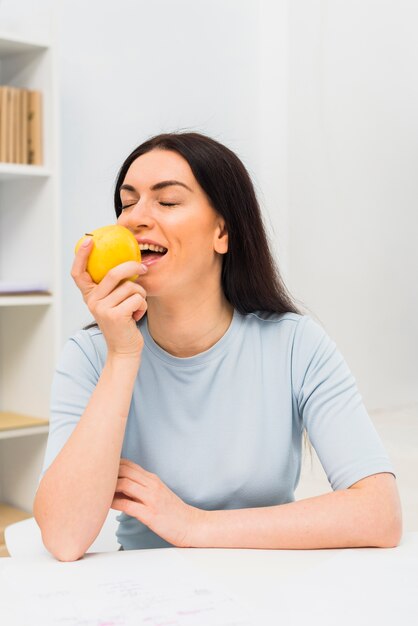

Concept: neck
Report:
left=146, top=292, right=234, bottom=357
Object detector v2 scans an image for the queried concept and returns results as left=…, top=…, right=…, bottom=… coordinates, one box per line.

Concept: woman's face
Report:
left=117, top=149, right=228, bottom=298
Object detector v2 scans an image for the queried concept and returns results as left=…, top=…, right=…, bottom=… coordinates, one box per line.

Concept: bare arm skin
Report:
left=112, top=464, right=402, bottom=550
left=189, top=472, right=402, bottom=549
left=34, top=238, right=148, bottom=561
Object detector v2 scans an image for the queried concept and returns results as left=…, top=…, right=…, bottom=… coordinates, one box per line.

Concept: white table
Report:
left=1, top=532, right=417, bottom=625
left=180, top=532, right=418, bottom=624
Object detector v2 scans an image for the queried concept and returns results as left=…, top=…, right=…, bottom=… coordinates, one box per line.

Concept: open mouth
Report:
left=139, top=243, right=168, bottom=266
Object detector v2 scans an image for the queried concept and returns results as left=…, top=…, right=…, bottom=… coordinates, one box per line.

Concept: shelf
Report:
left=0, top=425, right=49, bottom=440
left=0, top=412, right=49, bottom=440
left=0, top=26, right=58, bottom=512
left=0, top=163, right=51, bottom=180
left=0, top=32, right=49, bottom=57
left=0, top=294, right=53, bottom=307
left=0, top=502, right=32, bottom=542
left=0, top=544, right=10, bottom=557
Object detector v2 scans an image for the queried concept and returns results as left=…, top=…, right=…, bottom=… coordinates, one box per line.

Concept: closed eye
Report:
left=120, top=201, right=178, bottom=210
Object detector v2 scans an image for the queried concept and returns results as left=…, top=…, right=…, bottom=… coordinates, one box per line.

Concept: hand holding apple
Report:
left=75, top=224, right=142, bottom=283
left=72, top=225, right=148, bottom=359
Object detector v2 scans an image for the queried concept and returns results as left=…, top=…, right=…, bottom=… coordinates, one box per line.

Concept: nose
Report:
left=118, top=199, right=155, bottom=231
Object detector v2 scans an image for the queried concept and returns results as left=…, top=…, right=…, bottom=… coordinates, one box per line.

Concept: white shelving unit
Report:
left=0, top=30, right=60, bottom=516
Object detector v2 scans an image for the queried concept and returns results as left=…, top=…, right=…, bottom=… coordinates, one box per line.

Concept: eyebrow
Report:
left=120, top=180, right=193, bottom=193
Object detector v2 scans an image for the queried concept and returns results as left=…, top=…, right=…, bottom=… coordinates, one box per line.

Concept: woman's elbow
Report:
left=350, top=473, right=403, bottom=548
left=34, top=512, right=86, bottom=561
left=373, top=490, right=403, bottom=548
left=377, top=509, right=403, bottom=548
left=41, top=531, right=86, bottom=562
left=53, top=548, right=85, bottom=562
left=34, top=488, right=87, bottom=561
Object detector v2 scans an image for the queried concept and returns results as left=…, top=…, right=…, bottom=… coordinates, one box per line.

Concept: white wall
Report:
left=1, top=0, right=287, bottom=338
left=56, top=0, right=288, bottom=341
left=288, top=0, right=418, bottom=411
left=1, top=0, right=416, bottom=412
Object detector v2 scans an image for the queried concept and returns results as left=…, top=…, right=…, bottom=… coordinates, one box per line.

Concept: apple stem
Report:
left=85, top=233, right=93, bottom=236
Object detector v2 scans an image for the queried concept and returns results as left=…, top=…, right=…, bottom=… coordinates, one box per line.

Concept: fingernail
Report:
left=140, top=263, right=148, bottom=271
left=82, top=237, right=92, bottom=247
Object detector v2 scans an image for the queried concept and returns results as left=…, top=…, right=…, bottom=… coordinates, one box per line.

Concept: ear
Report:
left=213, top=220, right=228, bottom=254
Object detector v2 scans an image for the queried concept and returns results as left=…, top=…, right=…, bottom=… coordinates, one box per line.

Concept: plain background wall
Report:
left=1, top=0, right=417, bottom=414
left=0, top=0, right=289, bottom=337
left=287, top=0, right=418, bottom=411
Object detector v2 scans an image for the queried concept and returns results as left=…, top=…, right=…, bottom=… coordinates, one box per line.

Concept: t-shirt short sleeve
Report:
left=292, top=316, right=395, bottom=490
left=39, top=331, right=101, bottom=482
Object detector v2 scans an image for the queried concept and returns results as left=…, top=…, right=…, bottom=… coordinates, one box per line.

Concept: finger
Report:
left=99, top=280, right=146, bottom=309
left=94, top=262, right=148, bottom=300
left=120, top=458, right=146, bottom=470
left=120, top=458, right=154, bottom=478
left=117, top=467, right=148, bottom=487
left=111, top=496, right=151, bottom=525
left=115, top=293, right=147, bottom=319
left=111, top=494, right=131, bottom=510
left=115, top=477, right=146, bottom=500
left=133, top=305, right=147, bottom=323
left=118, top=462, right=150, bottom=485
left=118, top=463, right=156, bottom=489
left=71, top=237, right=95, bottom=292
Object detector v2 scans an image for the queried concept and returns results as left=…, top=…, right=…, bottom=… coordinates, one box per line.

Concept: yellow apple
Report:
left=75, top=224, right=141, bottom=283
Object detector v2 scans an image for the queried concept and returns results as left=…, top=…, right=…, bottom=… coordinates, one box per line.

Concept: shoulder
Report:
left=243, top=310, right=321, bottom=342
left=242, top=311, right=332, bottom=365
left=59, top=325, right=107, bottom=375
left=245, top=311, right=302, bottom=325
left=69, top=324, right=105, bottom=351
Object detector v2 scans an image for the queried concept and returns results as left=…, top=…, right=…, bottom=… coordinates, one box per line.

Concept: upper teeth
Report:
left=139, top=243, right=167, bottom=253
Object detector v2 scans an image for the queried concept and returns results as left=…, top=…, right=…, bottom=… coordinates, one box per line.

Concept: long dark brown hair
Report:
left=114, top=131, right=302, bottom=316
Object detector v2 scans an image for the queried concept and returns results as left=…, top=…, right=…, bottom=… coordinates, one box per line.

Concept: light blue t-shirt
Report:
left=41, top=310, right=395, bottom=549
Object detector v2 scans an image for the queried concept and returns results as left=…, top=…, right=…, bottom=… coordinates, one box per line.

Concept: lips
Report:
left=140, top=250, right=167, bottom=267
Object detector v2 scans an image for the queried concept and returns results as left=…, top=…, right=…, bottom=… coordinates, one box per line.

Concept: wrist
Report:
left=105, top=352, right=141, bottom=382
left=188, top=507, right=212, bottom=548
left=107, top=350, right=142, bottom=364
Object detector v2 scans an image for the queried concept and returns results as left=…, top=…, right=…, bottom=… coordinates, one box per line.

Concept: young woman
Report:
left=34, top=132, right=402, bottom=561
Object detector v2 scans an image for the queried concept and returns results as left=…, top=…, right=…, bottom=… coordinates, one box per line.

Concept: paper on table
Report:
left=0, top=548, right=254, bottom=626
left=0, top=280, right=50, bottom=294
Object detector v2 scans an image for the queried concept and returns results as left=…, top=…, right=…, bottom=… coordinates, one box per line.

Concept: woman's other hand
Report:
left=111, top=459, right=203, bottom=548
left=71, top=237, right=148, bottom=358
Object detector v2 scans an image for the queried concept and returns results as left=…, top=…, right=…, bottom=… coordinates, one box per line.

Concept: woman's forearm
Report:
left=192, top=474, right=402, bottom=550
left=34, top=354, right=140, bottom=561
